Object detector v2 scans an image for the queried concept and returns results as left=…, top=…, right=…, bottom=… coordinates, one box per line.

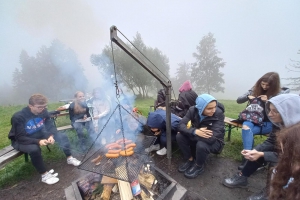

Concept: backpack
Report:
left=238, top=97, right=264, bottom=126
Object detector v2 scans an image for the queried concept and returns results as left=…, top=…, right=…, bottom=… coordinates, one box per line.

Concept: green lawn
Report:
left=0, top=98, right=266, bottom=188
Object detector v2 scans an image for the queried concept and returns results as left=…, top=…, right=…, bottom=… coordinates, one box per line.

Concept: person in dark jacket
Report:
left=8, top=94, right=81, bottom=185
left=223, top=94, right=300, bottom=200
left=176, top=80, right=198, bottom=118
left=177, top=94, right=225, bottom=179
left=69, top=91, right=95, bottom=150
left=146, top=108, right=181, bottom=156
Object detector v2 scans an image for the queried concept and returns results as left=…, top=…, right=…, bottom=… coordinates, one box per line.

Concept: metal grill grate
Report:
left=78, top=135, right=156, bottom=182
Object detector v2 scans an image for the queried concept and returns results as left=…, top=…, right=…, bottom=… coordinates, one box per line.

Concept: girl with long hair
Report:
left=269, top=123, right=300, bottom=200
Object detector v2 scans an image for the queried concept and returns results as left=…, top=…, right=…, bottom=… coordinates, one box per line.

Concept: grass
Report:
left=0, top=98, right=266, bottom=188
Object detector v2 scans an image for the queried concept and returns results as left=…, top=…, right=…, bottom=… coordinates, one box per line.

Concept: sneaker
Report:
left=48, top=169, right=58, bottom=177
left=41, top=171, right=59, bottom=185
left=145, top=144, right=160, bottom=153
left=246, top=187, right=268, bottom=200
left=67, top=157, right=81, bottom=166
left=178, top=160, right=194, bottom=173
left=184, top=163, right=204, bottom=179
left=223, top=172, right=248, bottom=188
left=156, top=147, right=167, bottom=156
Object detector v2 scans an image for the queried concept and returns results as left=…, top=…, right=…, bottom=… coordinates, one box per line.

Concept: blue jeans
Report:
left=242, top=121, right=273, bottom=150
left=72, top=121, right=95, bottom=145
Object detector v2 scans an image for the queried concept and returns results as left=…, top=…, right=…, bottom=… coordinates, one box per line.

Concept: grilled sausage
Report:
left=120, top=150, right=134, bottom=156
left=125, top=143, right=136, bottom=149
left=105, top=153, right=120, bottom=158
left=107, top=143, right=122, bottom=150
left=107, top=149, right=122, bottom=154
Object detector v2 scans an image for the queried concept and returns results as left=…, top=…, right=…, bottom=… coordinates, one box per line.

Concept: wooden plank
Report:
left=57, top=125, right=73, bottom=131
left=101, top=176, right=118, bottom=184
left=0, top=149, right=23, bottom=169
left=224, top=117, right=242, bottom=128
left=0, top=145, right=14, bottom=156
left=117, top=180, right=133, bottom=200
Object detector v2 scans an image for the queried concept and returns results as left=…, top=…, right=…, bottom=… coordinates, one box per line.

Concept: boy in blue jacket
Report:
left=146, top=108, right=181, bottom=155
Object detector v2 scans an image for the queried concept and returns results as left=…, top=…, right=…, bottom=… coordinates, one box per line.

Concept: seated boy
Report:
left=177, top=94, right=225, bottom=179
left=8, top=94, right=81, bottom=185
left=146, top=108, right=181, bottom=155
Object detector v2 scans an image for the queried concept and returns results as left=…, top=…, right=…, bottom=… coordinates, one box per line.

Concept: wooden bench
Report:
left=0, top=145, right=28, bottom=169
left=224, top=117, right=242, bottom=141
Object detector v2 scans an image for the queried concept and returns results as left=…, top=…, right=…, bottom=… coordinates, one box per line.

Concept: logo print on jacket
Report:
left=25, top=118, right=45, bottom=134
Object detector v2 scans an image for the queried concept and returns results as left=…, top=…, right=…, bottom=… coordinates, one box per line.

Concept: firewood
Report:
left=138, top=173, right=155, bottom=190
left=115, top=165, right=133, bottom=200
left=100, top=184, right=113, bottom=200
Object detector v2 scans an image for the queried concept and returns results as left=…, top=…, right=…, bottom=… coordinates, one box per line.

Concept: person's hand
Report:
left=154, top=130, right=161, bottom=136
left=39, top=139, right=48, bottom=146
left=258, top=95, right=268, bottom=102
left=93, top=115, right=99, bottom=120
left=195, top=127, right=213, bottom=138
left=241, top=149, right=263, bottom=161
left=83, top=114, right=87, bottom=120
left=47, top=136, right=55, bottom=145
left=248, top=95, right=255, bottom=100
left=116, top=129, right=121, bottom=134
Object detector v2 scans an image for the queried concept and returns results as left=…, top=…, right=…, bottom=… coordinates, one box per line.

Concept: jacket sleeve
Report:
left=10, top=115, right=40, bottom=145
left=68, top=103, right=75, bottom=122
left=236, top=90, right=252, bottom=104
left=178, top=107, right=197, bottom=136
left=43, top=112, right=58, bottom=137
left=254, top=131, right=278, bottom=163
left=98, top=101, right=110, bottom=118
left=197, top=111, right=225, bottom=145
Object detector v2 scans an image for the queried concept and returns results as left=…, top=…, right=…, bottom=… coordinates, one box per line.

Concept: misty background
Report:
left=1, top=0, right=300, bottom=105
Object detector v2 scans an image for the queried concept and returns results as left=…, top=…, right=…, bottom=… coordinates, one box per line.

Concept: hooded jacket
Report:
left=177, top=81, right=198, bottom=118
left=255, top=94, right=300, bottom=163
left=147, top=109, right=181, bottom=135
left=178, top=94, right=225, bottom=146
left=8, top=107, right=57, bottom=145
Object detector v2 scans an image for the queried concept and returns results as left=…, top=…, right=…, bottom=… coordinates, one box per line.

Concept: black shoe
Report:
left=184, top=163, right=204, bottom=179
left=222, top=172, right=248, bottom=188
left=247, top=188, right=268, bottom=200
left=178, top=160, right=194, bottom=173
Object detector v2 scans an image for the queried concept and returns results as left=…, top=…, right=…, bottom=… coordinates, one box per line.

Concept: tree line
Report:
left=2, top=33, right=299, bottom=105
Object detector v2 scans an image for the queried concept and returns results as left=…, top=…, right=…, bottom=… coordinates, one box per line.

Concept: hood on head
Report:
left=179, top=80, right=192, bottom=92
left=195, top=94, right=217, bottom=119
left=147, top=110, right=166, bottom=129
left=266, top=94, right=300, bottom=128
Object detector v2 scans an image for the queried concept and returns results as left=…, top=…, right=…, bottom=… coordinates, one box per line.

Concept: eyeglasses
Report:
left=268, top=109, right=279, bottom=115
left=34, top=105, right=48, bottom=110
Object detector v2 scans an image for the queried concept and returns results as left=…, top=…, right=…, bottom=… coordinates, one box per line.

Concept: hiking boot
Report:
left=145, top=144, right=160, bottom=153
left=184, top=163, right=204, bottom=179
left=156, top=147, right=167, bottom=156
left=223, top=172, right=248, bottom=188
left=178, top=160, right=194, bottom=173
left=41, top=171, right=59, bottom=185
left=247, top=187, right=268, bottom=200
left=67, top=157, right=81, bottom=166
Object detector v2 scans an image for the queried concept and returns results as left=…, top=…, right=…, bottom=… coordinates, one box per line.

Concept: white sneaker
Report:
left=145, top=144, right=160, bottom=153
left=41, top=171, right=59, bottom=185
left=156, top=147, right=167, bottom=156
left=67, top=157, right=81, bottom=166
left=48, top=169, right=58, bottom=177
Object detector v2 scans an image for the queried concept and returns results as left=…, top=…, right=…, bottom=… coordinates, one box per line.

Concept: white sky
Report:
left=0, top=0, right=299, bottom=99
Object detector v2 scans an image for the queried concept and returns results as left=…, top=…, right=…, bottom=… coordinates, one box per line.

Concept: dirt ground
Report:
left=0, top=150, right=268, bottom=200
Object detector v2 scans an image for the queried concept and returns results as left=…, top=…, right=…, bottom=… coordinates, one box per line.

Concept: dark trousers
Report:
left=241, top=157, right=265, bottom=177
left=154, top=131, right=177, bottom=148
left=12, top=132, right=72, bottom=174
left=176, top=132, right=222, bottom=166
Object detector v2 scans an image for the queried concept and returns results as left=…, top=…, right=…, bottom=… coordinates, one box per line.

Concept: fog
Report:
left=1, top=0, right=300, bottom=103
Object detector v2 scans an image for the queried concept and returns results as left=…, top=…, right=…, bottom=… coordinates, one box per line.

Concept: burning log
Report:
left=100, top=184, right=113, bottom=200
